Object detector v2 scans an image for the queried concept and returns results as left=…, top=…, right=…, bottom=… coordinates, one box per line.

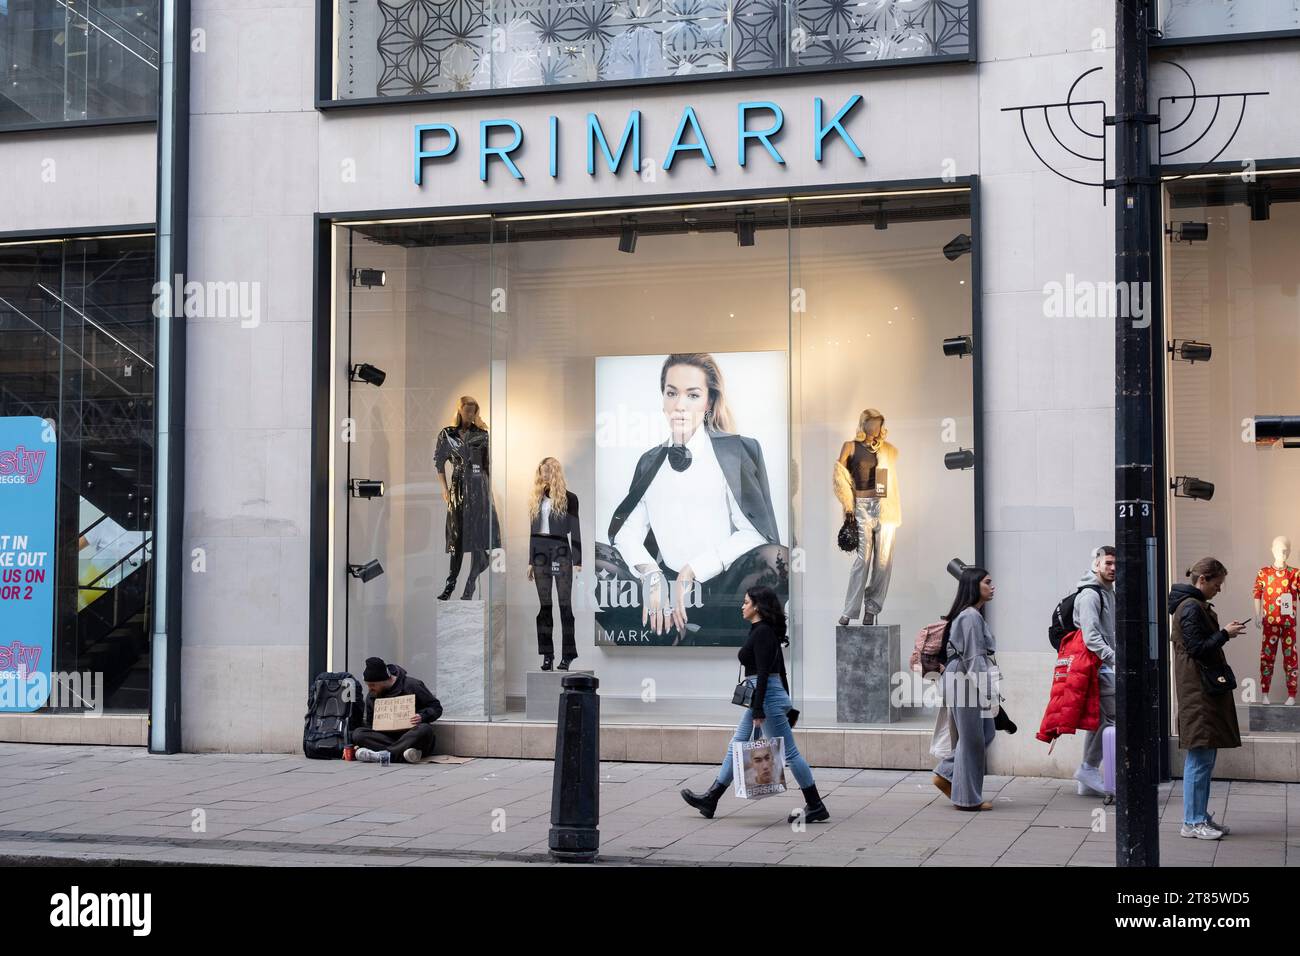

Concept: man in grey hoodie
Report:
left=1074, top=546, right=1116, bottom=797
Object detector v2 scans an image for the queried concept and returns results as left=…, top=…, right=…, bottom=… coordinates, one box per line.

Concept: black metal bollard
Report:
left=549, top=673, right=600, bottom=863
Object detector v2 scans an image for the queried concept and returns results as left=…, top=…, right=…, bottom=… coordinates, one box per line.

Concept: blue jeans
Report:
left=714, top=676, right=815, bottom=790
left=1183, top=747, right=1217, bottom=825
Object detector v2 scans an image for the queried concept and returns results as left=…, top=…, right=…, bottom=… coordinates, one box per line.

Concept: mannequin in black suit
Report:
left=435, top=396, right=501, bottom=600
left=528, top=457, right=582, bottom=670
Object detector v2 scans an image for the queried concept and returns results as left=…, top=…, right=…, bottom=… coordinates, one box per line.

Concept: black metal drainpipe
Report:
left=149, top=0, right=189, bottom=755
left=1114, top=0, right=1161, bottom=866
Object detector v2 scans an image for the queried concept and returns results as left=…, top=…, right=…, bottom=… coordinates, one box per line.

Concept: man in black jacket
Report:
left=352, top=657, right=442, bottom=765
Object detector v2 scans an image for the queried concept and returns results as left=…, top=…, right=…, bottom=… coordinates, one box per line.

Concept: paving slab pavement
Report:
left=0, top=743, right=1292, bottom=867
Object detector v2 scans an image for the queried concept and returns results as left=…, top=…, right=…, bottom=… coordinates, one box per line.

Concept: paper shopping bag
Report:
left=731, top=733, right=787, bottom=800
left=930, top=704, right=955, bottom=760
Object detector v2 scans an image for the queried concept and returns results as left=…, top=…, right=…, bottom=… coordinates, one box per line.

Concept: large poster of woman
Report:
left=594, top=351, right=789, bottom=647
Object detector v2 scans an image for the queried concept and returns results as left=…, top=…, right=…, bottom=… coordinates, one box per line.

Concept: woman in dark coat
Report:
left=435, top=396, right=500, bottom=600
left=1169, top=556, right=1247, bottom=840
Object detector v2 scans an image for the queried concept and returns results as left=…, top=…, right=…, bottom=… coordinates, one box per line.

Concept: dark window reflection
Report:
left=0, top=235, right=155, bottom=712
left=0, top=1, right=160, bottom=127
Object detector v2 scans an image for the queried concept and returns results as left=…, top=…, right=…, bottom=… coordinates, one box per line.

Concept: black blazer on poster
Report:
left=530, top=491, right=582, bottom=564
left=607, top=428, right=781, bottom=563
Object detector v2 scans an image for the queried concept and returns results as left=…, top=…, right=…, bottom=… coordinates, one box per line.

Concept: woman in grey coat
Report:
left=933, top=566, right=998, bottom=810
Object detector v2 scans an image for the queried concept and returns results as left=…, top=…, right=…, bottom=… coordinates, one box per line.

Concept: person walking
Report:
left=1170, top=557, right=1247, bottom=840
left=680, top=585, right=828, bottom=824
left=1074, top=545, right=1117, bottom=797
left=933, top=566, right=999, bottom=811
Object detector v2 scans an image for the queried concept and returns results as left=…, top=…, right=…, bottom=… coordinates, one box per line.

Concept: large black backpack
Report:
left=303, top=672, right=364, bottom=759
left=1048, top=585, right=1103, bottom=650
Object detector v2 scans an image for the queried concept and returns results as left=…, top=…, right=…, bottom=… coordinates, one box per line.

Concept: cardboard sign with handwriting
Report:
left=373, top=694, right=416, bottom=731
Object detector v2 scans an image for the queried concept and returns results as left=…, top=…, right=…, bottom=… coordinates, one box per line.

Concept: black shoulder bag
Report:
left=731, top=638, right=799, bottom=727
left=1179, top=599, right=1237, bottom=697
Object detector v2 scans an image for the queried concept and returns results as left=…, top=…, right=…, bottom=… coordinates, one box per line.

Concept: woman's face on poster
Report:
left=662, top=364, right=709, bottom=444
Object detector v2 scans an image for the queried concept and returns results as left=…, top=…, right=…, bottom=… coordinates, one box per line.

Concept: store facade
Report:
left=308, top=17, right=997, bottom=765
left=4, top=0, right=1300, bottom=781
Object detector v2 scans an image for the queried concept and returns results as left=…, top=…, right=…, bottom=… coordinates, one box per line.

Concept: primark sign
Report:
left=412, top=94, right=866, bottom=184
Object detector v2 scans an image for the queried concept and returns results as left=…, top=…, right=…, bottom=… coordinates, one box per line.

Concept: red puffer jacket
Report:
left=1036, top=630, right=1101, bottom=744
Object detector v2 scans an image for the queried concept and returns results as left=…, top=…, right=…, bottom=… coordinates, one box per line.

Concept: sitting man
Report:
left=352, top=657, right=442, bottom=765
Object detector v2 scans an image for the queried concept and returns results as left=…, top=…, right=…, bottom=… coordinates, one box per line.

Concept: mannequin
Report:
left=1254, top=535, right=1300, bottom=705
left=834, top=408, right=902, bottom=626
left=435, top=396, right=501, bottom=600
left=528, top=457, right=582, bottom=671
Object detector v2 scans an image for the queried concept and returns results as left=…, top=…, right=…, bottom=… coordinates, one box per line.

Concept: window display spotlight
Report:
left=942, top=335, right=974, bottom=358
left=942, top=234, right=972, bottom=261
left=944, top=448, right=976, bottom=471
left=1168, top=340, right=1212, bottom=364
left=1166, top=221, right=1209, bottom=243
left=946, top=558, right=970, bottom=580
left=348, top=559, right=385, bottom=583
left=350, top=363, right=387, bottom=387
left=1254, top=416, right=1300, bottom=447
left=350, top=478, right=385, bottom=499
left=1171, top=476, right=1215, bottom=501
left=618, top=216, right=638, bottom=254
left=352, top=268, right=387, bottom=288
left=1249, top=185, right=1271, bottom=222
left=735, top=212, right=756, bottom=247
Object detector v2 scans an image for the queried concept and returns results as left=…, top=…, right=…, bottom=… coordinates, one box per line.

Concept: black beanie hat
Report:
left=363, top=657, right=389, bottom=682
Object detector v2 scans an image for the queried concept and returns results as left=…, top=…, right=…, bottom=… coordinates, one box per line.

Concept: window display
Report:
left=1165, top=169, right=1300, bottom=736
left=336, top=189, right=976, bottom=725
left=0, top=235, right=155, bottom=713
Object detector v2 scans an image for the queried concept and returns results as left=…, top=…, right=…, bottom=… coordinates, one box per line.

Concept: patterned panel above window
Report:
left=792, top=0, right=969, bottom=67
left=336, top=0, right=971, bottom=99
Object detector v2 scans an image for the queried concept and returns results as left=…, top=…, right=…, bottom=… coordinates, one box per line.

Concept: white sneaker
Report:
left=1205, top=812, right=1230, bottom=836
left=1262, top=694, right=1271, bottom=705
left=354, top=747, right=391, bottom=765
left=1074, top=764, right=1106, bottom=797
left=1179, top=822, right=1223, bottom=840
left=403, top=747, right=424, bottom=764
left=1287, top=697, right=1295, bottom=706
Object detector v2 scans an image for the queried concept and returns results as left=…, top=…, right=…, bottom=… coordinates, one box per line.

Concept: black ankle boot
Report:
left=557, top=656, right=575, bottom=671
left=681, top=781, right=726, bottom=819
left=541, top=655, right=553, bottom=671
left=437, top=584, right=454, bottom=601
left=788, top=785, right=829, bottom=824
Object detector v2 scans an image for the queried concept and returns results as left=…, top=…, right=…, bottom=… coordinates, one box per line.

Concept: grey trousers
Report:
left=1082, top=668, right=1116, bottom=768
left=936, top=701, right=996, bottom=808
left=841, top=497, right=896, bottom=619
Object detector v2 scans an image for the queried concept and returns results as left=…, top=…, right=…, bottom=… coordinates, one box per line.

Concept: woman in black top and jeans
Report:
left=681, top=585, right=828, bottom=823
